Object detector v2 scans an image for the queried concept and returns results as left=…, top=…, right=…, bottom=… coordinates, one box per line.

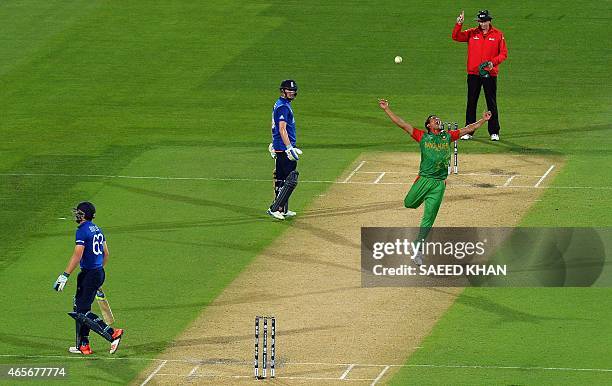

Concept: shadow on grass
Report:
left=138, top=234, right=360, bottom=273
left=507, top=123, right=611, bottom=139
left=469, top=137, right=563, bottom=156
left=430, top=288, right=590, bottom=324
left=108, top=183, right=363, bottom=250
left=125, top=324, right=344, bottom=356
left=0, top=334, right=139, bottom=384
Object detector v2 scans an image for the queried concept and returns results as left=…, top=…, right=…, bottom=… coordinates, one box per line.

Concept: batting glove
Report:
left=96, top=288, right=106, bottom=300
left=53, top=272, right=70, bottom=291
left=285, top=145, right=302, bottom=161
left=268, top=143, right=276, bottom=159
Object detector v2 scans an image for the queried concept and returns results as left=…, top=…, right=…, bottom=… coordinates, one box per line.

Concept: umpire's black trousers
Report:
left=466, top=74, right=500, bottom=135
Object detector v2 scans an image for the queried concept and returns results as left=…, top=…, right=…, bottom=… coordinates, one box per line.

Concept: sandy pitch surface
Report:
left=136, top=153, right=560, bottom=385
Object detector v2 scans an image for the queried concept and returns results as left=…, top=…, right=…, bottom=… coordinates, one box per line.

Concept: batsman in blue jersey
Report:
left=267, top=79, right=301, bottom=220
left=53, top=202, right=124, bottom=355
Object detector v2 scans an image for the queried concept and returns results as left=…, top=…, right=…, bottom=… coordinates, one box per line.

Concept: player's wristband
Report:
left=62, top=272, right=70, bottom=277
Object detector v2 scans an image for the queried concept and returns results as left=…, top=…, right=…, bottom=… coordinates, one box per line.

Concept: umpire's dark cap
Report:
left=475, top=10, right=493, bottom=21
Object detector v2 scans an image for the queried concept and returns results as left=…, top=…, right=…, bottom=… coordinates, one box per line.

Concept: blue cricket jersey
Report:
left=271, top=97, right=296, bottom=151
left=75, top=221, right=105, bottom=269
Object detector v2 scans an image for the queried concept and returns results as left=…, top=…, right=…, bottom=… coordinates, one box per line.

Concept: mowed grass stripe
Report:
left=0, top=2, right=295, bottom=385
left=0, top=1, right=610, bottom=385
left=389, top=0, right=612, bottom=384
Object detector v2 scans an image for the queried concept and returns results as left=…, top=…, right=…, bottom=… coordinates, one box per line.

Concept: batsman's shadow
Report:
left=288, top=201, right=406, bottom=250
left=212, top=285, right=360, bottom=307
left=444, top=190, right=516, bottom=202
left=125, top=324, right=345, bottom=355
left=0, top=332, right=64, bottom=351
left=108, top=182, right=262, bottom=218
left=137, top=235, right=360, bottom=273
left=0, top=333, right=138, bottom=384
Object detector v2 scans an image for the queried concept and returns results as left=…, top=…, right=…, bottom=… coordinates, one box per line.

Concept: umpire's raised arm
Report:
left=378, top=99, right=416, bottom=136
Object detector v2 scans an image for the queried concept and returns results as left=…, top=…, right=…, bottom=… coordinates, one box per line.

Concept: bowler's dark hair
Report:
left=425, top=115, right=436, bottom=131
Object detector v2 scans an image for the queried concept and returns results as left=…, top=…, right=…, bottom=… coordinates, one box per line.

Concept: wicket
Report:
left=443, top=122, right=459, bottom=175
left=254, top=316, right=276, bottom=379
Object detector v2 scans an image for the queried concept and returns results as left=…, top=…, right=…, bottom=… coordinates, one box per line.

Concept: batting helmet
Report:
left=73, top=201, right=96, bottom=223
left=279, top=79, right=298, bottom=92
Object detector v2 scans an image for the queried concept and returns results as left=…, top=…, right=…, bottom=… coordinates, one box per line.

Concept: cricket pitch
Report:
left=135, top=152, right=562, bottom=385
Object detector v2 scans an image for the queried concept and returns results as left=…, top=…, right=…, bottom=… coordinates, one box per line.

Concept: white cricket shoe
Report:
left=490, top=134, right=500, bottom=141
left=267, top=209, right=285, bottom=220
left=411, top=251, right=424, bottom=266
left=282, top=210, right=297, bottom=217
left=460, top=134, right=472, bottom=140
left=109, top=328, right=124, bottom=354
left=69, top=344, right=92, bottom=355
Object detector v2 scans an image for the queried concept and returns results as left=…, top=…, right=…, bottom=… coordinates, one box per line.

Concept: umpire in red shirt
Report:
left=452, top=10, right=508, bottom=141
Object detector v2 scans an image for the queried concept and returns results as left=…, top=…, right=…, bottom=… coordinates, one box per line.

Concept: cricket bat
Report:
left=96, top=288, right=115, bottom=325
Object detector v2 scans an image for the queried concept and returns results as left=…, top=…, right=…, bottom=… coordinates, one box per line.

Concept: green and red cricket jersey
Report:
left=410, top=128, right=461, bottom=180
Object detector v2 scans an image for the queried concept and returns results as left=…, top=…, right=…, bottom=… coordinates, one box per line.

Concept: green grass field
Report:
left=1, top=1, right=610, bottom=385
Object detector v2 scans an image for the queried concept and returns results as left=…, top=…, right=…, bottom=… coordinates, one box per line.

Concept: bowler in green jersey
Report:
left=378, top=99, right=491, bottom=264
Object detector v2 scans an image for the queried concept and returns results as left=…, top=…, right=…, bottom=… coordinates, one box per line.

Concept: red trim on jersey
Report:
left=414, top=175, right=420, bottom=183
left=450, top=129, right=461, bottom=142
left=411, top=128, right=424, bottom=142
